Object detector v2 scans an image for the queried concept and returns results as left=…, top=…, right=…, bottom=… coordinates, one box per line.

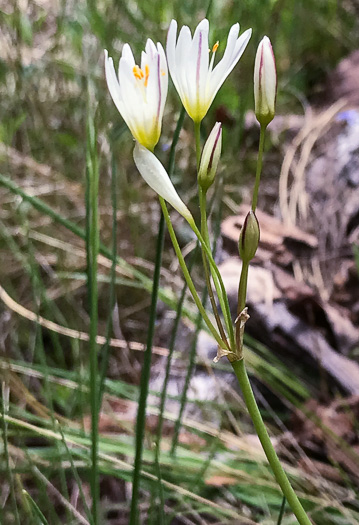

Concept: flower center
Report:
left=132, top=64, right=150, bottom=87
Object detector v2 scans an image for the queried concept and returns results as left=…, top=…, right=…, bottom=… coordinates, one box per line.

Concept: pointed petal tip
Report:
left=198, top=18, right=209, bottom=28
left=243, top=28, right=253, bottom=39
left=168, top=19, right=177, bottom=33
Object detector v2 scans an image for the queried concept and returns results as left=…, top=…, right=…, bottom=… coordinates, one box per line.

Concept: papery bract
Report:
left=105, top=39, right=168, bottom=151
left=133, top=142, right=192, bottom=220
left=254, top=36, right=276, bottom=126
left=167, top=19, right=252, bottom=123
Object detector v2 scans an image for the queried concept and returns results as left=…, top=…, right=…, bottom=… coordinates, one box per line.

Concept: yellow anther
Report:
left=212, top=41, right=219, bottom=53
left=161, top=69, right=166, bottom=76
left=133, top=65, right=144, bottom=80
left=144, top=64, right=150, bottom=87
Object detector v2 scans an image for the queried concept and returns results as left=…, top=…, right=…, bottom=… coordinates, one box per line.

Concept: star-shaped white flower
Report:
left=166, top=19, right=252, bottom=122
left=105, top=39, right=168, bottom=151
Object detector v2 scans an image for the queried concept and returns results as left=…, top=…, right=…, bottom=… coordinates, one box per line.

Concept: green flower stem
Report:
left=231, top=359, right=312, bottom=525
left=187, top=218, right=236, bottom=351
left=231, top=120, right=312, bottom=525
left=236, top=260, right=249, bottom=352
left=199, top=187, right=229, bottom=348
left=159, top=197, right=225, bottom=350
left=252, top=123, right=266, bottom=212
left=193, top=122, right=234, bottom=350
left=194, top=121, right=201, bottom=169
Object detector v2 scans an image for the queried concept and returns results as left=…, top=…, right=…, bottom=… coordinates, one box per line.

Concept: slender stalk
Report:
left=199, top=187, right=229, bottom=348
left=194, top=121, right=201, bottom=169
left=194, top=122, right=230, bottom=344
left=155, top=249, right=197, bottom=460
left=172, top=177, right=225, bottom=457
left=171, top=288, right=207, bottom=456
left=86, top=107, right=100, bottom=525
left=236, top=260, right=249, bottom=351
left=129, top=212, right=165, bottom=525
left=231, top=118, right=312, bottom=524
left=159, top=197, right=225, bottom=349
left=251, top=123, right=266, bottom=212
left=193, top=122, right=235, bottom=348
left=187, top=219, right=236, bottom=351
left=231, top=360, right=312, bottom=525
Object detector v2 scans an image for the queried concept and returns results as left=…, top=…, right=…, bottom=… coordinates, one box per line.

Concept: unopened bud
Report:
left=198, top=122, right=222, bottom=191
left=254, top=36, right=277, bottom=126
left=239, top=210, right=260, bottom=262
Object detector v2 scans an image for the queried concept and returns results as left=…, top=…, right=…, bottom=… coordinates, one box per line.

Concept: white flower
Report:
left=166, top=19, right=252, bottom=122
left=254, top=36, right=276, bottom=126
left=133, top=143, right=192, bottom=220
left=105, top=39, right=168, bottom=151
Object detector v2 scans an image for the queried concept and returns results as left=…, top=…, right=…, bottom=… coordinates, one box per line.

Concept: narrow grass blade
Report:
left=86, top=86, right=100, bottom=524
left=98, top=152, right=118, bottom=406
left=22, top=490, right=49, bottom=525
left=1, top=383, right=21, bottom=525
left=277, top=496, right=286, bottom=525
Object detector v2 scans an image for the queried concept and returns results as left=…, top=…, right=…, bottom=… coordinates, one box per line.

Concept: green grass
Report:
left=0, top=0, right=359, bottom=523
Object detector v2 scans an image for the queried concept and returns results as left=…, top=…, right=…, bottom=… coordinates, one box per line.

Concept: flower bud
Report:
left=238, top=210, right=260, bottom=262
left=198, top=122, right=222, bottom=191
left=254, top=36, right=277, bottom=126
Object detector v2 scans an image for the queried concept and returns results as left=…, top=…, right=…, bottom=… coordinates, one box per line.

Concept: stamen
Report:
left=212, top=41, right=219, bottom=53
left=144, top=64, right=150, bottom=87
left=133, top=65, right=144, bottom=80
left=209, top=41, right=219, bottom=74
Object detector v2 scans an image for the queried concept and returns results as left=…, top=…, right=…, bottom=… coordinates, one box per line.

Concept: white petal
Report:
left=133, top=143, right=191, bottom=220
left=166, top=20, right=177, bottom=65
left=140, top=50, right=148, bottom=71
left=226, top=28, right=252, bottom=73
left=118, top=57, right=147, bottom=136
left=104, top=51, right=124, bottom=115
left=210, top=23, right=239, bottom=82
left=121, top=43, right=135, bottom=68
left=166, top=20, right=180, bottom=92
left=145, top=38, right=157, bottom=59
left=157, top=42, right=168, bottom=116
left=208, top=27, right=251, bottom=103
left=118, top=57, right=140, bottom=117
left=175, top=25, right=192, bottom=100
left=187, top=19, right=209, bottom=108
left=145, top=51, right=161, bottom=129
left=262, top=36, right=276, bottom=104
